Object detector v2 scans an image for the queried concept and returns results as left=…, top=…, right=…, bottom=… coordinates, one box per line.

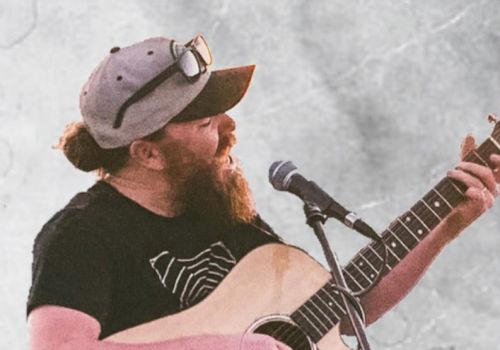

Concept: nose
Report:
left=217, top=113, right=236, bottom=134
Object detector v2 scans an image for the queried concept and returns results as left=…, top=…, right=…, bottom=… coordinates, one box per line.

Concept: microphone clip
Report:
left=303, top=201, right=327, bottom=227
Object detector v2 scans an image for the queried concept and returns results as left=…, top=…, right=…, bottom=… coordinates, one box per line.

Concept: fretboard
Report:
left=290, top=130, right=500, bottom=343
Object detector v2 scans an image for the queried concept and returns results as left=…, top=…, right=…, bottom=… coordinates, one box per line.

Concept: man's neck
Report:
left=103, top=170, right=184, bottom=218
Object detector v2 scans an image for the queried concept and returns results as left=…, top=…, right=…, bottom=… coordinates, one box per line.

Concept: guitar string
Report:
left=275, top=323, right=310, bottom=350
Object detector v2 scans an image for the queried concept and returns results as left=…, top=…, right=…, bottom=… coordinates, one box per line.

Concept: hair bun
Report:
left=58, top=122, right=106, bottom=172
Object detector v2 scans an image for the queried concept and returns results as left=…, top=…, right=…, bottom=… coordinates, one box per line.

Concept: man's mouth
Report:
left=228, top=155, right=233, bottom=165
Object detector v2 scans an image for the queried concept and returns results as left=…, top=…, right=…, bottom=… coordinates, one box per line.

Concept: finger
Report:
left=448, top=168, right=488, bottom=193
left=460, top=134, right=476, bottom=161
left=456, top=162, right=497, bottom=195
left=490, top=154, right=500, bottom=182
left=277, top=343, right=293, bottom=350
left=240, top=334, right=292, bottom=350
left=465, top=186, right=494, bottom=210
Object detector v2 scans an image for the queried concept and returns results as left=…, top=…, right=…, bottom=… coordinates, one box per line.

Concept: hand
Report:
left=240, top=333, right=292, bottom=350
left=170, top=333, right=292, bottom=350
left=442, top=135, right=500, bottom=241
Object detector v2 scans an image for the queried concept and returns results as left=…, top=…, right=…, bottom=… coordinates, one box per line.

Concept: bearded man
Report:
left=27, top=34, right=500, bottom=350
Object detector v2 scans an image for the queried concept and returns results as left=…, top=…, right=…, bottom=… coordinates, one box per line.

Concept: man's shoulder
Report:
left=34, top=182, right=119, bottom=246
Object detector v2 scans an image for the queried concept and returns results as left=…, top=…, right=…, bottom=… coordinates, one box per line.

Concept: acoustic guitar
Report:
left=106, top=119, right=500, bottom=350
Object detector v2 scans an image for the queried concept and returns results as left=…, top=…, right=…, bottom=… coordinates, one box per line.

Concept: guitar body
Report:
left=106, top=243, right=348, bottom=350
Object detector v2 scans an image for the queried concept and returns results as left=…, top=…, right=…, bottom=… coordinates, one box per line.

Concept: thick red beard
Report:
left=182, top=156, right=257, bottom=229
left=161, top=135, right=256, bottom=229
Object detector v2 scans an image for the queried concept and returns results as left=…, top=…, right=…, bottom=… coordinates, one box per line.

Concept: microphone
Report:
left=269, top=160, right=379, bottom=240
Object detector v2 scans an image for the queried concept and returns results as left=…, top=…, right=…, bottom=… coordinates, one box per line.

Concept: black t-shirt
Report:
left=27, top=181, right=282, bottom=339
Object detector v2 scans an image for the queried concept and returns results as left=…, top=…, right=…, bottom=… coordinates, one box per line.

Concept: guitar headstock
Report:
left=489, top=114, right=500, bottom=142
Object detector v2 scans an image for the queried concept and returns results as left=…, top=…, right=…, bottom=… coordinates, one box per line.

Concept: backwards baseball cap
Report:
left=80, top=34, right=255, bottom=149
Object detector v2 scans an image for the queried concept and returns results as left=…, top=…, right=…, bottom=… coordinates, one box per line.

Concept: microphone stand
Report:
left=303, top=201, right=371, bottom=350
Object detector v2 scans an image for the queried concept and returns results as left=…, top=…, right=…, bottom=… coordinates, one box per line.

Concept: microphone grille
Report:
left=269, top=160, right=297, bottom=191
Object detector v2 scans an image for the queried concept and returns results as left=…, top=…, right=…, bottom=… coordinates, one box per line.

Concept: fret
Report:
left=307, top=298, right=335, bottom=328
left=472, top=150, right=489, bottom=167
left=445, top=177, right=465, bottom=196
left=343, top=268, right=365, bottom=291
left=432, top=188, right=453, bottom=210
left=435, top=179, right=463, bottom=207
left=291, top=283, right=349, bottom=342
left=396, top=217, right=421, bottom=243
left=386, top=244, right=401, bottom=267
left=479, top=141, right=499, bottom=168
left=321, top=286, right=346, bottom=314
left=355, top=253, right=379, bottom=275
left=315, top=289, right=341, bottom=320
left=422, top=191, right=452, bottom=219
left=358, top=254, right=379, bottom=280
left=389, top=226, right=412, bottom=251
left=370, top=244, right=394, bottom=271
left=385, top=238, right=406, bottom=265
left=304, top=299, right=334, bottom=334
left=419, top=200, right=443, bottom=223
left=489, top=136, right=500, bottom=151
left=365, top=244, right=392, bottom=271
left=367, top=243, right=383, bottom=261
left=409, top=209, right=431, bottom=233
left=389, top=220, right=419, bottom=249
left=350, top=259, right=374, bottom=284
left=293, top=309, right=323, bottom=342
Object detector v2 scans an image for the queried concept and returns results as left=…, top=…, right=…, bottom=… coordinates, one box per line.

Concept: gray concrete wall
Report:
left=1, top=0, right=499, bottom=348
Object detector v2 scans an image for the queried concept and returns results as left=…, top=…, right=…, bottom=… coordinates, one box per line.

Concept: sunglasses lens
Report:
left=193, top=35, right=212, bottom=65
left=179, top=50, right=200, bottom=78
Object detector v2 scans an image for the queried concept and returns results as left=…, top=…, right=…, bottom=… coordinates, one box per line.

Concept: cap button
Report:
left=110, top=46, right=120, bottom=54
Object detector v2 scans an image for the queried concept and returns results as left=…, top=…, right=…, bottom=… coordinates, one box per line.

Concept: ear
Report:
left=129, top=140, right=165, bottom=171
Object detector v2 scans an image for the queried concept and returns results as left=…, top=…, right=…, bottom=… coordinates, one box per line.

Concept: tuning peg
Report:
left=487, top=114, right=497, bottom=124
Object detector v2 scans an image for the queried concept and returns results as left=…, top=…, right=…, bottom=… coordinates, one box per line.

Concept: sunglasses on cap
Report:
left=113, top=34, right=213, bottom=129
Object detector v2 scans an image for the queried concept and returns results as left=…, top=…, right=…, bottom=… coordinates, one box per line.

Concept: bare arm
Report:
left=28, top=306, right=291, bottom=350
left=341, top=144, right=500, bottom=334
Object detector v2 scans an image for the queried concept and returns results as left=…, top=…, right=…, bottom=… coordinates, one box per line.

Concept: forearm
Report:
left=61, top=338, right=180, bottom=350
left=339, top=219, right=452, bottom=335
left=29, top=306, right=290, bottom=350
left=59, top=334, right=246, bottom=350
left=340, top=151, right=500, bottom=334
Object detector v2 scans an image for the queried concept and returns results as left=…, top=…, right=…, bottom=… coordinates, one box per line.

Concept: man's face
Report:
left=157, top=113, right=256, bottom=227
left=163, top=113, right=236, bottom=168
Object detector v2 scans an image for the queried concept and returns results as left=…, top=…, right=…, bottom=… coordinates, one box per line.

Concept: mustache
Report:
left=215, top=133, right=237, bottom=158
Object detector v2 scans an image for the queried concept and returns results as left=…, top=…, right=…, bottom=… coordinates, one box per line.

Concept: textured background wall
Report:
left=1, top=0, right=499, bottom=349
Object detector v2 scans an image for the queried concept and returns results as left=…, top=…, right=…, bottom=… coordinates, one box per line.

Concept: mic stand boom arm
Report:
left=303, top=201, right=371, bottom=350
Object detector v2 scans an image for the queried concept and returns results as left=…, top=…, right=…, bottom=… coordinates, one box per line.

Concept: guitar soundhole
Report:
left=252, top=320, right=313, bottom=350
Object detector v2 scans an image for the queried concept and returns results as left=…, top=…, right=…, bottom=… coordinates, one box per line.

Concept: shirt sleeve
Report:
left=252, top=214, right=286, bottom=243
left=27, top=212, right=113, bottom=330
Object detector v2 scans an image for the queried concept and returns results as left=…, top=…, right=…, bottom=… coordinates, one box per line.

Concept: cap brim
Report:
left=172, top=65, right=255, bottom=122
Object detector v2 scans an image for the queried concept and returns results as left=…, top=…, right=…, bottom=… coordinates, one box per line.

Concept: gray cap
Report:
left=80, top=36, right=255, bottom=149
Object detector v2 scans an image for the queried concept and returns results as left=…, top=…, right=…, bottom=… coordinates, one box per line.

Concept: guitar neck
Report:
left=344, top=135, right=500, bottom=291
left=288, top=129, right=500, bottom=343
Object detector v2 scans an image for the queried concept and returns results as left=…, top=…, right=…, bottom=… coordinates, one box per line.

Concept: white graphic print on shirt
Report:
left=149, top=241, right=237, bottom=309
